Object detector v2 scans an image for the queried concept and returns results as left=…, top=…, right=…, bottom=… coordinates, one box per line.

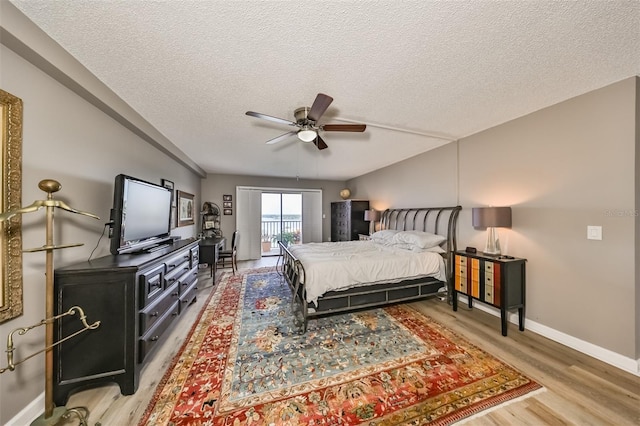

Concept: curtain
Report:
left=302, top=190, right=322, bottom=243
left=236, top=187, right=262, bottom=260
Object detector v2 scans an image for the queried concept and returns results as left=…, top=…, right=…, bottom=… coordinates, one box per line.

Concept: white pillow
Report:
left=392, top=230, right=446, bottom=249
left=419, top=245, right=446, bottom=253
left=392, top=242, right=446, bottom=253
left=371, top=229, right=399, bottom=243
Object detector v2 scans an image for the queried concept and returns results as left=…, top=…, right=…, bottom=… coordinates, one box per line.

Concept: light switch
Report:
left=587, top=225, right=602, bottom=240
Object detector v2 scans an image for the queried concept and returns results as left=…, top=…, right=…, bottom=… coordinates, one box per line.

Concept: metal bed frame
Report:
left=278, top=206, right=461, bottom=332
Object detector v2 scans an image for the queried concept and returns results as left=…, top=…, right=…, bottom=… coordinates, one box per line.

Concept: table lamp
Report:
left=472, top=206, right=512, bottom=255
left=364, top=209, right=380, bottom=235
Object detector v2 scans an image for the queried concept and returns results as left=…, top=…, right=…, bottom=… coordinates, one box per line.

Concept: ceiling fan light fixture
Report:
left=247, top=93, right=366, bottom=150
left=297, top=129, right=317, bottom=142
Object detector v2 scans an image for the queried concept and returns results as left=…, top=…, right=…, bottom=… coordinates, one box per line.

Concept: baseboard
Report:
left=457, top=295, right=639, bottom=376
left=5, top=391, right=43, bottom=426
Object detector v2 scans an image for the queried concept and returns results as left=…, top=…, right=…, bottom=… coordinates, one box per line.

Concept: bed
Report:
left=277, top=206, right=461, bottom=332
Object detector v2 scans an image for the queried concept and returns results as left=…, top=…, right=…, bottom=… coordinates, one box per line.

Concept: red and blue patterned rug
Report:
left=140, top=268, right=542, bottom=425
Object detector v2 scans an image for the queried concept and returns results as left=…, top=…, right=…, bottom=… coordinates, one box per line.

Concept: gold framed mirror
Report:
left=0, top=89, right=23, bottom=323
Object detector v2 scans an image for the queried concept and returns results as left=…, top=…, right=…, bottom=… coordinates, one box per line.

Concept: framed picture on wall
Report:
left=223, top=208, right=232, bottom=215
left=223, top=194, right=232, bottom=201
left=223, top=201, right=232, bottom=208
left=177, top=190, right=195, bottom=226
left=161, top=179, right=174, bottom=190
left=161, top=179, right=175, bottom=205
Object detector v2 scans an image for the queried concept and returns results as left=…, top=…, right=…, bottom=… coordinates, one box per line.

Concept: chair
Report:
left=217, top=230, right=238, bottom=274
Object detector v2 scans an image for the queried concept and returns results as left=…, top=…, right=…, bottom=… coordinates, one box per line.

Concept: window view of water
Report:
left=261, top=193, right=302, bottom=250
left=261, top=214, right=302, bottom=222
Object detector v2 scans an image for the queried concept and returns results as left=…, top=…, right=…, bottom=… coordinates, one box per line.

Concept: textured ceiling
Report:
left=9, top=0, right=640, bottom=180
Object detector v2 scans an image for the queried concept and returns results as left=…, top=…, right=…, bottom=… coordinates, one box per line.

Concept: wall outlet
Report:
left=587, top=225, right=602, bottom=240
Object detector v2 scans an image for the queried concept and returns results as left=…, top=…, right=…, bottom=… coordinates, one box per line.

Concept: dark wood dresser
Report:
left=52, top=239, right=199, bottom=405
left=330, top=200, right=370, bottom=241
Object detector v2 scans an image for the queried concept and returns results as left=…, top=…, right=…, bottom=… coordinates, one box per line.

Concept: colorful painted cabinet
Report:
left=453, top=251, right=526, bottom=336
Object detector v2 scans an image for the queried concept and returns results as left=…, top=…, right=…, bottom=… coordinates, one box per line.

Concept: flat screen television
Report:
left=110, top=174, right=173, bottom=255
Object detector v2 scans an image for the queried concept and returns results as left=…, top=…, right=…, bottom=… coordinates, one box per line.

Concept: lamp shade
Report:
left=472, top=207, right=512, bottom=228
left=364, top=209, right=380, bottom=222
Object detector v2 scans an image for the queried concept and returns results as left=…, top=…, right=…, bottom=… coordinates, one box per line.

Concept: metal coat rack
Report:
left=0, top=179, right=100, bottom=425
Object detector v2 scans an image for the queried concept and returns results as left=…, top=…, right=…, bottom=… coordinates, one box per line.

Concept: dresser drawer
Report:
left=139, top=302, right=179, bottom=362
left=455, top=263, right=467, bottom=278
left=139, top=282, right=180, bottom=335
left=178, top=266, right=198, bottom=295
left=455, top=274, right=467, bottom=293
left=139, top=264, right=165, bottom=307
left=165, top=261, right=190, bottom=288
left=485, top=274, right=494, bottom=286
left=165, top=252, right=190, bottom=274
left=190, top=246, right=199, bottom=268
left=179, top=281, right=198, bottom=314
left=484, top=285, right=495, bottom=304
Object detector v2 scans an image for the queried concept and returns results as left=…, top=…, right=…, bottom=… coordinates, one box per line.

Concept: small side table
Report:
left=452, top=250, right=527, bottom=336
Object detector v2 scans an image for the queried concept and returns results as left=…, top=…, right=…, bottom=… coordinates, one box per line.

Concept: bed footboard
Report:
left=277, top=242, right=447, bottom=334
left=277, top=241, right=309, bottom=330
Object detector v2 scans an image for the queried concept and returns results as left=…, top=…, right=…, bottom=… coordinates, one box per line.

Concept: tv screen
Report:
left=110, top=174, right=173, bottom=255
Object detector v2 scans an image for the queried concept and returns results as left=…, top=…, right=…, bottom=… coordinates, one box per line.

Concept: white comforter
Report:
left=287, top=240, right=447, bottom=304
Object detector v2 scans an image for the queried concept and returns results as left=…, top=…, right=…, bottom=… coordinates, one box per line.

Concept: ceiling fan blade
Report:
left=307, top=93, right=333, bottom=122
left=322, top=123, right=366, bottom=132
left=265, top=130, right=298, bottom=145
left=246, top=111, right=297, bottom=127
left=314, top=135, right=328, bottom=150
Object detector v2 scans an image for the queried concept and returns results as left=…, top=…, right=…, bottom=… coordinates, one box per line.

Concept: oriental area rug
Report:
left=139, top=268, right=542, bottom=425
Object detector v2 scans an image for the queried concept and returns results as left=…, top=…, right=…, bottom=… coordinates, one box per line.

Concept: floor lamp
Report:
left=472, top=207, right=512, bottom=255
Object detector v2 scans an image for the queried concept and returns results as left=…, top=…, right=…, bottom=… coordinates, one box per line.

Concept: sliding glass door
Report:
left=261, top=192, right=302, bottom=255
left=236, top=186, right=322, bottom=260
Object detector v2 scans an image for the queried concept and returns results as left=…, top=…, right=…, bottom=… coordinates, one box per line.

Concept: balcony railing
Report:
left=261, top=220, right=302, bottom=249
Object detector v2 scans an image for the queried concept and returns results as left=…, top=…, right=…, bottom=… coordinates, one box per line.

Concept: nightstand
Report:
left=453, top=250, right=526, bottom=336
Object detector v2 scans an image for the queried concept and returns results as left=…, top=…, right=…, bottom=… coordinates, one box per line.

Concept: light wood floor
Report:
left=57, top=256, right=639, bottom=425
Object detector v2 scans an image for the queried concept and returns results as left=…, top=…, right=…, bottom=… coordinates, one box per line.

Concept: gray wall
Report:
left=0, top=34, right=201, bottom=426
left=636, top=78, right=640, bottom=359
left=201, top=173, right=348, bottom=243
left=346, top=141, right=460, bottom=210
left=1, top=2, right=637, bottom=422
left=350, top=77, right=638, bottom=361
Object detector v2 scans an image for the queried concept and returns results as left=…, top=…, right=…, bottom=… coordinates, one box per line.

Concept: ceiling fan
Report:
left=246, top=93, right=366, bottom=150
